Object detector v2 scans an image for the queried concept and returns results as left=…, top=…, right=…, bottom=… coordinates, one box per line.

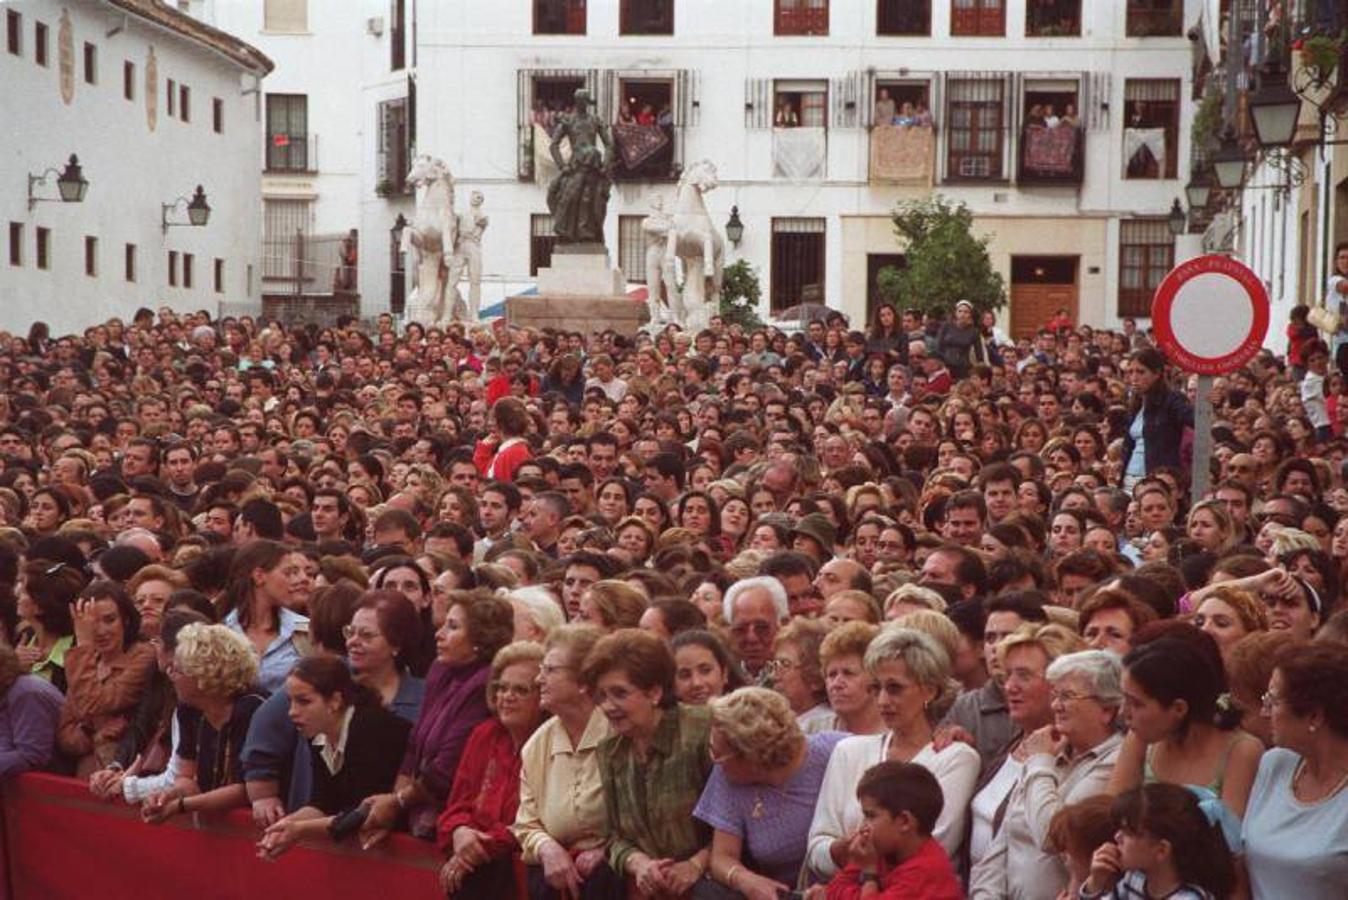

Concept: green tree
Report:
left=876, top=196, right=1006, bottom=315
left=719, top=259, right=765, bottom=331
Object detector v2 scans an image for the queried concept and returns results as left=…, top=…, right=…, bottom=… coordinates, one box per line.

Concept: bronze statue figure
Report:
left=547, top=88, right=613, bottom=246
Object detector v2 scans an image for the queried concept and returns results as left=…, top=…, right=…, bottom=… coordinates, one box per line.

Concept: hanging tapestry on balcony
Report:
left=870, top=125, right=934, bottom=184
left=613, top=123, right=671, bottom=171
left=1023, top=125, right=1077, bottom=175
left=773, top=127, right=827, bottom=180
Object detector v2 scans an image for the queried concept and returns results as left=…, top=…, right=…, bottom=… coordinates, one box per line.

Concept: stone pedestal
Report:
left=515, top=244, right=642, bottom=333
left=535, top=245, right=626, bottom=297
left=505, top=295, right=649, bottom=334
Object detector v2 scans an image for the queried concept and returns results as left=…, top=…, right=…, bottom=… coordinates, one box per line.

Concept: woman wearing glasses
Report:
left=512, top=625, right=621, bottom=900
left=344, top=590, right=426, bottom=723
left=436, top=641, right=547, bottom=897
left=968, top=650, right=1123, bottom=900
left=360, top=590, right=514, bottom=843
left=1242, top=642, right=1348, bottom=899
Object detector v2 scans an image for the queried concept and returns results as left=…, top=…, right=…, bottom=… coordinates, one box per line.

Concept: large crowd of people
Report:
left=1, top=302, right=1347, bottom=899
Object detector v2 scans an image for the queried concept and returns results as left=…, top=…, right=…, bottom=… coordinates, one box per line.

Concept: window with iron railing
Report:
left=1126, top=0, right=1182, bottom=37
left=946, top=77, right=1006, bottom=180
left=621, top=0, right=673, bottom=35
left=877, top=0, right=930, bottom=35
left=531, top=215, right=558, bottom=275
left=1119, top=218, right=1173, bottom=316
left=771, top=218, right=826, bottom=311
left=1025, top=0, right=1079, bottom=36
left=951, top=0, right=1003, bottom=36
left=535, top=0, right=586, bottom=35
left=613, top=78, right=677, bottom=181
left=266, top=94, right=311, bottom=172
left=776, top=0, right=829, bottom=36
left=618, top=216, right=647, bottom=283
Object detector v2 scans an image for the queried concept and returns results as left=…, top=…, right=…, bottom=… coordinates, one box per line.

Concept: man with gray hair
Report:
left=722, top=575, right=789, bottom=683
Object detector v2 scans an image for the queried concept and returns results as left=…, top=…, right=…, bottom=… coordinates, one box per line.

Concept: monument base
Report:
left=505, top=295, right=650, bottom=334
left=536, top=246, right=626, bottom=297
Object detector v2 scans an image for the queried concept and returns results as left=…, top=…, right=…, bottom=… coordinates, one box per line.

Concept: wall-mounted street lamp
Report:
left=725, top=205, right=744, bottom=247
left=27, top=154, right=89, bottom=211
left=161, top=185, right=211, bottom=233
left=1167, top=198, right=1187, bottom=237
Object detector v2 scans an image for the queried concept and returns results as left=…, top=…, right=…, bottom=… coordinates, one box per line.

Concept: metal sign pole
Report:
left=1191, top=374, right=1214, bottom=500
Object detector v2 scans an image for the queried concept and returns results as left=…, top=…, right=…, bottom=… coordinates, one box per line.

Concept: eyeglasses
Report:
left=493, top=682, right=536, bottom=699
left=1260, top=690, right=1285, bottom=713
left=342, top=625, right=382, bottom=643
left=1050, top=690, right=1099, bottom=706
left=766, top=657, right=798, bottom=673
left=539, top=663, right=572, bottom=678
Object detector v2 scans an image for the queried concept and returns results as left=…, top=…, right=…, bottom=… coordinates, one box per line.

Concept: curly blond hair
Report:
left=892, top=610, right=961, bottom=664
left=175, top=623, right=259, bottom=697
left=820, top=620, right=881, bottom=667
left=709, top=686, right=804, bottom=770
left=996, top=622, right=1086, bottom=670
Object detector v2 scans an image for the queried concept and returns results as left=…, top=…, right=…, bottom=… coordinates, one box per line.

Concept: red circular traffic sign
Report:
left=1150, top=254, right=1269, bottom=375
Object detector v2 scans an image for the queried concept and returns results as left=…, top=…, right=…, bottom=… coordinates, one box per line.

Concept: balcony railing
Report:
left=265, top=133, right=316, bottom=173
left=775, top=1, right=829, bottom=35
left=1019, top=123, right=1083, bottom=183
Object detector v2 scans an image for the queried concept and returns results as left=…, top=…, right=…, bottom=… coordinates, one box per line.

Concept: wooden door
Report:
left=1010, top=283, right=1077, bottom=339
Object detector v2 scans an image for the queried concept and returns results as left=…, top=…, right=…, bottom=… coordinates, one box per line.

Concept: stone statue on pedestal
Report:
left=450, top=190, right=488, bottom=321
left=547, top=89, right=613, bottom=246
left=402, top=154, right=457, bottom=326
left=665, top=159, right=725, bottom=334
left=642, top=195, right=683, bottom=330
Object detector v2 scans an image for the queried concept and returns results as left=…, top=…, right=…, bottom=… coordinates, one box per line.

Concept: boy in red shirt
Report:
left=817, top=761, right=963, bottom=900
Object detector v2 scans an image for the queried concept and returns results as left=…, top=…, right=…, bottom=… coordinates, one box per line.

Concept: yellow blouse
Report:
left=510, top=707, right=612, bottom=864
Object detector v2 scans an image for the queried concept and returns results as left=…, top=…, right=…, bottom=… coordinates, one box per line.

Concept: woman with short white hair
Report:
left=507, top=586, right=565, bottom=643
left=805, top=628, right=980, bottom=880
left=967, top=649, right=1124, bottom=900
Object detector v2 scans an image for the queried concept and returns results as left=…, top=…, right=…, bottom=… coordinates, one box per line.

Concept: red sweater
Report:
left=473, top=437, right=531, bottom=483
left=435, top=718, right=525, bottom=858
left=824, top=839, right=964, bottom=900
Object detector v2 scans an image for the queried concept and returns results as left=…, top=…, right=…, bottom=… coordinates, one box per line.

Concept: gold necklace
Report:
left=1293, top=759, right=1348, bottom=803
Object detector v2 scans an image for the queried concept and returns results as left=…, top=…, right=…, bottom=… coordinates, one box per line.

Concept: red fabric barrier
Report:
left=1, top=773, right=442, bottom=899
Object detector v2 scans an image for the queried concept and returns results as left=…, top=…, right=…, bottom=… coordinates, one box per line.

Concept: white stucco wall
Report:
left=0, top=0, right=265, bottom=333
left=354, top=0, right=1199, bottom=330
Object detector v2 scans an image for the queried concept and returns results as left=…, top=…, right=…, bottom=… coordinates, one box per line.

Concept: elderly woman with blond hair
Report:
left=140, top=623, right=266, bottom=824
left=968, top=649, right=1123, bottom=900
left=507, top=586, right=565, bottom=643
left=695, top=687, right=847, bottom=897
left=806, top=628, right=980, bottom=880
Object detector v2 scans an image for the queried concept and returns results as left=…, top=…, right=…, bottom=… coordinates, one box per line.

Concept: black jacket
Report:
left=1119, top=387, right=1193, bottom=482
left=308, top=703, right=411, bottom=816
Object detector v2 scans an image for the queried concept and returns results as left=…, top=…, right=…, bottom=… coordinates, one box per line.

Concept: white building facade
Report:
left=0, top=0, right=272, bottom=333
left=190, top=0, right=375, bottom=310
left=349, top=0, right=1200, bottom=336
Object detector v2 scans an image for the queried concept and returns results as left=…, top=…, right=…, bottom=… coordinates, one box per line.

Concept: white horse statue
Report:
left=665, top=159, right=725, bottom=333
left=402, top=155, right=467, bottom=325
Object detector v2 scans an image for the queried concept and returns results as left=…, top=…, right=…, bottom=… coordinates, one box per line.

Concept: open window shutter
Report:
left=407, top=74, right=417, bottom=158
left=745, top=77, right=771, bottom=129
left=861, top=69, right=876, bottom=128
left=377, top=101, right=391, bottom=183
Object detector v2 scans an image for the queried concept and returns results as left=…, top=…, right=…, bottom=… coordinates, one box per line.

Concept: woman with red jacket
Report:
left=474, top=397, right=533, bottom=484
left=437, top=641, right=546, bottom=898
